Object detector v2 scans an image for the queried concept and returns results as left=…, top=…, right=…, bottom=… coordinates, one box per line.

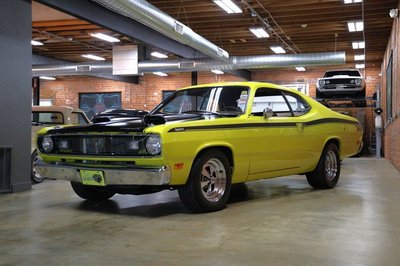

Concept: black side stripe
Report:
left=168, top=118, right=359, bottom=132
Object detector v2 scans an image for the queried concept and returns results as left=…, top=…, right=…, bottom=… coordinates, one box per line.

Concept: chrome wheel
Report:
left=325, top=150, right=338, bottom=181
left=200, top=158, right=227, bottom=202
left=31, top=152, right=44, bottom=183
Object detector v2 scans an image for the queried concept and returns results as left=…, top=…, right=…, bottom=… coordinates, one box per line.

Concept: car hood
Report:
left=45, top=113, right=206, bottom=134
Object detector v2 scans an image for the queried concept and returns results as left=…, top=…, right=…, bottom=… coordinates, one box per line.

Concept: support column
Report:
left=0, top=0, right=32, bottom=192
left=191, top=71, right=198, bottom=86
left=32, top=77, right=40, bottom=106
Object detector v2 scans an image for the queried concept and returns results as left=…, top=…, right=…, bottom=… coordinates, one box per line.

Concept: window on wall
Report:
left=386, top=52, right=393, bottom=122
left=79, top=92, right=121, bottom=120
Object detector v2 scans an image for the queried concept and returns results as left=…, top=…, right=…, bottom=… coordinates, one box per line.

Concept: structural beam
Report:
left=35, top=0, right=205, bottom=59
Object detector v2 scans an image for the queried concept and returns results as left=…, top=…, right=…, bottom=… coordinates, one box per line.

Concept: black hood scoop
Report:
left=46, top=113, right=205, bottom=134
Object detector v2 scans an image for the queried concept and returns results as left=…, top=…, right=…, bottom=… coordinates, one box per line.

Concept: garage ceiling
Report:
left=32, top=0, right=398, bottom=70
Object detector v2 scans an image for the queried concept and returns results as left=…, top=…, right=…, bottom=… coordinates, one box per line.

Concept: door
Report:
left=247, top=88, right=312, bottom=180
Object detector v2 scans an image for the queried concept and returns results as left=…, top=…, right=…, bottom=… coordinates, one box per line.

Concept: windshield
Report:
left=152, top=86, right=249, bottom=115
left=324, top=70, right=361, bottom=77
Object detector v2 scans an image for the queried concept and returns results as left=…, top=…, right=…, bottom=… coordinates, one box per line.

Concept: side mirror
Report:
left=263, top=107, right=274, bottom=119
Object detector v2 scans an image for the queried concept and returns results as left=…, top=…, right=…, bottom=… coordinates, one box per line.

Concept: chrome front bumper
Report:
left=34, top=159, right=171, bottom=185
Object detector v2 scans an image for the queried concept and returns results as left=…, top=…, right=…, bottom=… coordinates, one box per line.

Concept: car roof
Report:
left=31, top=106, right=84, bottom=113
left=179, top=81, right=299, bottom=93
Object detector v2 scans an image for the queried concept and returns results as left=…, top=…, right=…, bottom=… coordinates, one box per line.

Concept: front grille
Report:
left=325, top=78, right=354, bottom=85
left=42, top=134, right=150, bottom=156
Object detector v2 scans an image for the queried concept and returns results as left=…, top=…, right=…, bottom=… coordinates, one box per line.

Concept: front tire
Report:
left=71, top=182, right=115, bottom=201
left=31, top=151, right=44, bottom=184
left=178, top=150, right=232, bottom=212
left=306, top=143, right=340, bottom=189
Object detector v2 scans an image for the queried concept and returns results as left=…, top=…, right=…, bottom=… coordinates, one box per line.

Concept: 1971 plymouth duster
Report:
left=34, top=82, right=363, bottom=212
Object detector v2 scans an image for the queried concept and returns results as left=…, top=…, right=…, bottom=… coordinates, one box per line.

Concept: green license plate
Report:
left=80, top=170, right=106, bottom=186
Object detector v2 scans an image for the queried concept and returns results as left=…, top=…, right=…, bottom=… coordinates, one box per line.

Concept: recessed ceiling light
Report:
left=270, top=46, right=286, bottom=54
left=352, top=41, right=365, bottom=49
left=213, top=0, right=242, bottom=14
left=153, top=72, right=168, bottom=77
left=151, top=52, right=168, bottom=59
left=355, top=64, right=365, bottom=69
left=354, top=54, right=365, bottom=61
left=211, top=70, right=224, bottom=75
left=344, top=0, right=362, bottom=4
left=249, top=28, right=270, bottom=38
left=347, top=21, right=364, bottom=32
left=82, top=54, right=105, bottom=61
left=295, top=67, right=306, bottom=72
left=39, top=76, right=56, bottom=80
left=90, top=33, right=120, bottom=43
left=31, top=40, right=43, bottom=46
left=240, top=39, right=247, bottom=43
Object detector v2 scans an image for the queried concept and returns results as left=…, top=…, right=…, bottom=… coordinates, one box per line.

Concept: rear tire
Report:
left=71, top=182, right=115, bottom=201
left=306, top=143, right=340, bottom=189
left=178, top=150, right=232, bottom=212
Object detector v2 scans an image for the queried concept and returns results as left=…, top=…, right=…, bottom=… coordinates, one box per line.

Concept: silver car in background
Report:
left=316, top=69, right=366, bottom=101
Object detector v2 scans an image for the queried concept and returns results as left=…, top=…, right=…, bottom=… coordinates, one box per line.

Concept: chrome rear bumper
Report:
left=34, top=159, right=171, bottom=185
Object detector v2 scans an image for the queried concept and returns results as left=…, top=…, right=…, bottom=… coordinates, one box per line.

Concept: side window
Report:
left=32, top=112, right=64, bottom=124
left=282, top=92, right=310, bottom=117
left=252, top=88, right=292, bottom=117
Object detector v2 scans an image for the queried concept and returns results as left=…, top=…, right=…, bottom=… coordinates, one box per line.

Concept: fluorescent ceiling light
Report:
left=213, top=0, right=242, bottom=14
left=31, top=40, right=43, bottom=46
left=153, top=72, right=168, bottom=77
left=151, top=52, right=168, bottom=59
left=39, top=76, right=56, bottom=80
left=270, top=46, right=286, bottom=54
left=295, top=67, right=306, bottom=72
left=249, top=28, right=270, bottom=38
left=352, top=41, right=365, bottom=49
left=347, top=21, right=364, bottom=32
left=82, top=54, right=105, bottom=61
left=355, top=64, right=365, bottom=69
left=354, top=54, right=365, bottom=61
left=90, top=32, right=120, bottom=43
left=344, top=0, right=362, bottom=4
left=211, top=70, right=224, bottom=75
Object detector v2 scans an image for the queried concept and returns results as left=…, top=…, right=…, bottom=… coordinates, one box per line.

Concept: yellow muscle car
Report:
left=34, top=82, right=363, bottom=212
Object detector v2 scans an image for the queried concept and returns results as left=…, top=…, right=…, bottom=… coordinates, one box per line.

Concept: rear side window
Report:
left=32, top=112, right=64, bottom=124
left=282, top=92, right=310, bottom=117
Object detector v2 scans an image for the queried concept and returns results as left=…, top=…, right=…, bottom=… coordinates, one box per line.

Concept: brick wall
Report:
left=40, top=72, right=244, bottom=111
left=380, top=3, right=400, bottom=170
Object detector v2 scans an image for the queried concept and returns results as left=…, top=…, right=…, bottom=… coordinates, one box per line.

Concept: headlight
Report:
left=145, top=134, right=161, bottom=155
left=355, top=79, right=362, bottom=85
left=41, top=136, right=54, bottom=153
left=350, top=79, right=355, bottom=84
left=318, top=80, right=325, bottom=86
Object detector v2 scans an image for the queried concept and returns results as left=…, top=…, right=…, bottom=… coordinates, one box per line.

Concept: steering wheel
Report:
left=223, top=106, right=242, bottom=112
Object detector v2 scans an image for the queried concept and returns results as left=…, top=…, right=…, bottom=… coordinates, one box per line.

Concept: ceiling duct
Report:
left=91, top=0, right=229, bottom=62
left=32, top=52, right=346, bottom=76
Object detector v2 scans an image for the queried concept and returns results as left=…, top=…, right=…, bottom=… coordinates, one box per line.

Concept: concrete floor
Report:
left=1, top=158, right=400, bottom=266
